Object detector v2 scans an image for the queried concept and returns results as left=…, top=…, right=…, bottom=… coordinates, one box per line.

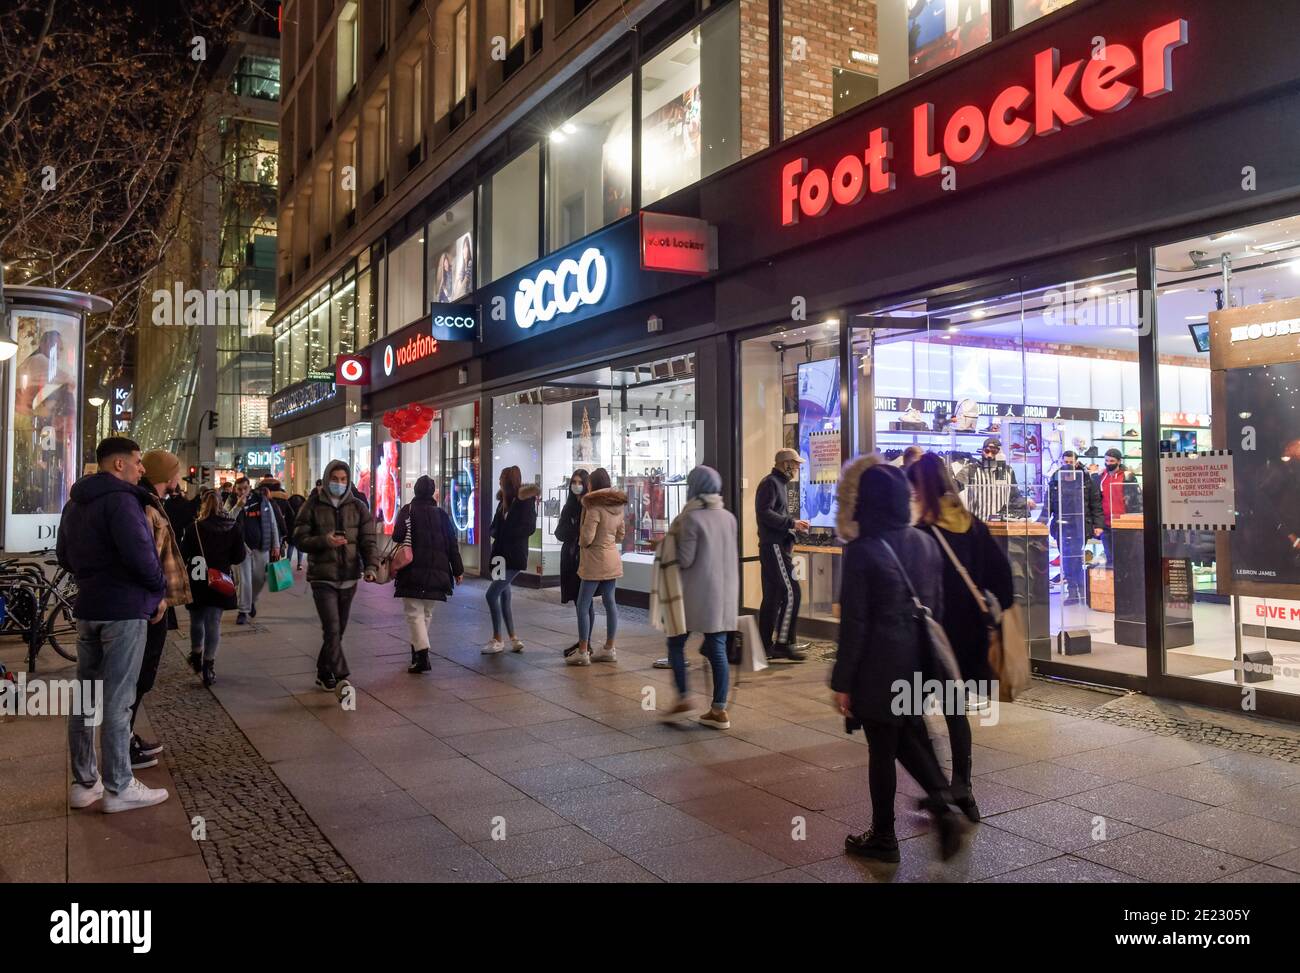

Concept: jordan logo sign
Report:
left=779, top=19, right=1188, bottom=227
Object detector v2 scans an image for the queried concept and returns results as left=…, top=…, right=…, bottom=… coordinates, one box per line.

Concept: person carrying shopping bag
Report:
left=392, top=475, right=464, bottom=673
left=179, top=490, right=247, bottom=687
left=567, top=468, right=627, bottom=667
left=483, top=465, right=540, bottom=654
left=554, top=468, right=590, bottom=658
left=651, top=466, right=738, bottom=730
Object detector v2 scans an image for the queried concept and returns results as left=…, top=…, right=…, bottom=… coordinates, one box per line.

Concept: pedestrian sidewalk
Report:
left=4, top=575, right=1300, bottom=883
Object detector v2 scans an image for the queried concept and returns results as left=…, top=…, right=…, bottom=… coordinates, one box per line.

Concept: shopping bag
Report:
left=267, top=557, right=294, bottom=592
left=989, top=603, right=1031, bottom=702
left=736, top=614, right=768, bottom=673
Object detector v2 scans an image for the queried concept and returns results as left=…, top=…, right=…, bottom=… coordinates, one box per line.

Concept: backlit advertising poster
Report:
left=908, top=0, right=991, bottom=78
left=375, top=439, right=400, bottom=536
left=1225, top=363, right=1300, bottom=591
left=432, top=232, right=474, bottom=304
left=797, top=358, right=841, bottom=529
left=5, top=308, right=82, bottom=552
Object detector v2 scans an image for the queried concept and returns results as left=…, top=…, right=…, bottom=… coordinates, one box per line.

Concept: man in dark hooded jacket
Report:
left=56, top=437, right=170, bottom=814
left=293, top=459, right=379, bottom=696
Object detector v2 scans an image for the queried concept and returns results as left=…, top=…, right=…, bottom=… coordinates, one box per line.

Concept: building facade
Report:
left=270, top=0, right=1300, bottom=722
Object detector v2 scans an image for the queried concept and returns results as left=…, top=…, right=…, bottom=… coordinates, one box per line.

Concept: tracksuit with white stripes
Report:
left=755, top=467, right=801, bottom=654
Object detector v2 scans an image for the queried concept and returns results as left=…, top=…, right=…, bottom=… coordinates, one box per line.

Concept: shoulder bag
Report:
left=192, top=523, right=237, bottom=598
left=876, top=537, right=962, bottom=686
left=928, top=526, right=1030, bottom=701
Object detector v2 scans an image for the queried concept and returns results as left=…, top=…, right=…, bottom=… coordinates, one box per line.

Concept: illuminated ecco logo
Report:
left=513, top=247, right=608, bottom=330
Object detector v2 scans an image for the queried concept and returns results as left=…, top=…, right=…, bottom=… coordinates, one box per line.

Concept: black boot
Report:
left=408, top=647, right=431, bottom=674
left=844, top=829, right=900, bottom=863
left=188, top=650, right=203, bottom=673
left=201, top=661, right=216, bottom=687
left=920, top=796, right=967, bottom=861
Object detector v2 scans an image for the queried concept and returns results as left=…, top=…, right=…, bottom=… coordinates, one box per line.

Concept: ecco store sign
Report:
left=512, top=247, right=608, bottom=329
left=779, top=19, right=1188, bottom=226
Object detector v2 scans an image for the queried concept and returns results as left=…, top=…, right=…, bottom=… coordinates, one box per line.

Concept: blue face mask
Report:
left=328, top=482, right=348, bottom=498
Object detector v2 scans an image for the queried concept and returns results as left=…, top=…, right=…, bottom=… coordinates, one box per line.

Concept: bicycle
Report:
left=0, top=552, right=78, bottom=672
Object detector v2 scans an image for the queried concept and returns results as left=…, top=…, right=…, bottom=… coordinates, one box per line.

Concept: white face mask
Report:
left=571, top=483, right=584, bottom=496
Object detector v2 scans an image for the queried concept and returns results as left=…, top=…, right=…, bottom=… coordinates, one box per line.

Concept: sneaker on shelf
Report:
left=102, top=778, right=170, bottom=814
left=652, top=657, right=672, bottom=669
left=69, top=777, right=104, bottom=810
left=481, top=640, right=505, bottom=655
left=697, top=708, right=731, bottom=730
left=133, top=733, right=164, bottom=757
left=129, top=738, right=158, bottom=770
left=844, top=829, right=900, bottom=863
left=590, top=644, right=617, bottom=663
left=565, top=649, right=591, bottom=667
left=510, top=638, right=525, bottom=653
left=315, top=673, right=337, bottom=692
left=767, top=644, right=807, bottom=664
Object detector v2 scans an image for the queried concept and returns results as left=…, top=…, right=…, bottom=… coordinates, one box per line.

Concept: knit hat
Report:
left=687, top=465, right=722, bottom=500
left=141, top=449, right=182, bottom=487
left=1105, top=448, right=1123, bottom=461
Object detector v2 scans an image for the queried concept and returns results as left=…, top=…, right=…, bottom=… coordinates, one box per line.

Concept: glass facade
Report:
left=480, top=144, right=540, bottom=283
left=547, top=79, right=633, bottom=249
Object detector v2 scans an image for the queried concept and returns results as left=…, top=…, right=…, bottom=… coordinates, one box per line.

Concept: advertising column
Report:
left=4, top=306, right=83, bottom=552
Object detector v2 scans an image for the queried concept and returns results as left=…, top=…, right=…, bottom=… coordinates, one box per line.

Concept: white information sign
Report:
left=1159, top=449, right=1236, bottom=531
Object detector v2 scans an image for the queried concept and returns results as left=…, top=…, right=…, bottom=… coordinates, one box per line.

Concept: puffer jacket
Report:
left=292, top=460, right=379, bottom=585
left=488, top=484, right=540, bottom=572
left=392, top=477, right=464, bottom=600
left=831, top=458, right=944, bottom=724
left=578, top=488, right=628, bottom=581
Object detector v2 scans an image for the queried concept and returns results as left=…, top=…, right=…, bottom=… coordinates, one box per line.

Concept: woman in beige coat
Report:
left=567, top=468, right=627, bottom=666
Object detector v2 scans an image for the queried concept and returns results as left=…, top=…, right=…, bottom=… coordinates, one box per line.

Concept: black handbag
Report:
left=876, top=537, right=962, bottom=685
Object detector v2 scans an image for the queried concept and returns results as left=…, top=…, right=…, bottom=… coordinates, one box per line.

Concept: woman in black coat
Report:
left=178, top=491, right=247, bottom=686
left=554, top=468, right=590, bottom=656
left=830, top=457, right=966, bottom=864
left=909, top=453, right=1014, bottom=823
left=482, top=465, right=540, bottom=654
left=392, top=475, right=464, bottom=673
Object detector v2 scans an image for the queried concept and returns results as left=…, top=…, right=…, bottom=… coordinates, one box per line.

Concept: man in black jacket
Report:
left=755, top=448, right=810, bottom=663
left=1047, top=450, right=1103, bottom=605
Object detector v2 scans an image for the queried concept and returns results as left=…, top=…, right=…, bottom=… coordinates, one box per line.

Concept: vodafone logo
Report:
left=335, top=353, right=370, bottom=386
left=383, top=345, right=395, bottom=376
left=513, top=247, right=608, bottom=330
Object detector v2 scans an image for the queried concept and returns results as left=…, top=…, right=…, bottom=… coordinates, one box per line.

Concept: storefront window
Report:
left=442, top=400, right=481, bottom=573
left=333, top=277, right=356, bottom=357
left=356, top=264, right=376, bottom=349
left=489, top=354, right=698, bottom=590
left=641, top=1, right=767, bottom=205
left=480, top=144, right=540, bottom=283
left=289, top=308, right=307, bottom=384
left=547, top=78, right=632, bottom=249
left=1012, top=0, right=1080, bottom=28
left=782, top=0, right=991, bottom=140
left=387, top=231, right=425, bottom=331
left=1154, top=212, right=1300, bottom=697
left=308, top=287, right=330, bottom=372
left=400, top=413, right=443, bottom=505
left=427, top=193, right=474, bottom=304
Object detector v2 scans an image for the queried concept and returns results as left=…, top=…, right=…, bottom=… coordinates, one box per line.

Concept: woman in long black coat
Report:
left=554, top=468, right=590, bottom=656
left=830, top=457, right=965, bottom=864
left=392, top=475, right=464, bottom=673
left=908, top=453, right=1014, bottom=823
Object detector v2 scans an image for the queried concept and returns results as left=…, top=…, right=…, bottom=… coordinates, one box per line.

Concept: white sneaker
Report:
left=481, top=640, right=505, bottom=655
left=590, top=645, right=617, bottom=663
left=510, top=638, right=525, bottom=653
left=69, top=777, right=104, bottom=809
left=102, top=778, right=170, bottom=813
left=565, top=650, right=591, bottom=667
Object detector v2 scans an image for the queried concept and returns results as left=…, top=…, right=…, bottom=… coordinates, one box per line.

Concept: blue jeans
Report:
left=577, top=579, right=617, bottom=644
left=69, top=618, right=147, bottom=794
left=485, top=569, right=521, bottom=638
left=667, top=632, right=730, bottom=708
left=188, top=604, right=225, bottom=662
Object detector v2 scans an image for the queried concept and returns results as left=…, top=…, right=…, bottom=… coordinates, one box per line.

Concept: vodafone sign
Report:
left=513, top=247, right=608, bottom=329
left=780, top=19, right=1188, bottom=226
left=335, top=353, right=370, bottom=386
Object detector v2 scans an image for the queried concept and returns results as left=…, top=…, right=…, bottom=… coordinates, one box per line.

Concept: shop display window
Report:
left=489, top=354, right=698, bottom=592
left=548, top=79, right=632, bottom=249
left=442, top=400, right=481, bottom=573
left=1154, top=211, right=1300, bottom=698
left=1012, top=0, right=1080, bottom=29
left=387, top=231, right=425, bottom=332
left=427, top=193, right=474, bottom=305
left=782, top=0, right=991, bottom=141
left=479, top=145, right=540, bottom=283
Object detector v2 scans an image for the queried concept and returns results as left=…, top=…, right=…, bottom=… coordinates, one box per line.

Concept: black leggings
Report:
left=945, top=713, right=973, bottom=798
left=862, top=717, right=952, bottom=836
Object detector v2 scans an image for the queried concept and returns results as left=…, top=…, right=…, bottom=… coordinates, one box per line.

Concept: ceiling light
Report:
left=88, top=392, right=105, bottom=407
left=970, top=309, right=987, bottom=319
left=562, top=123, right=578, bottom=135
left=1088, top=285, right=1105, bottom=296
left=549, top=130, right=566, bottom=143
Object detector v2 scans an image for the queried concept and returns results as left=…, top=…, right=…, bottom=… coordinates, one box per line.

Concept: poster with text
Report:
left=797, top=358, right=841, bottom=528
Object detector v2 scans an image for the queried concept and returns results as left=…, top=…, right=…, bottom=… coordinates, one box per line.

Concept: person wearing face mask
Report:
left=755, top=448, right=810, bottom=663
left=1096, top=448, right=1137, bottom=569
left=956, top=437, right=1030, bottom=522
left=554, top=468, right=591, bottom=657
left=292, top=460, right=379, bottom=697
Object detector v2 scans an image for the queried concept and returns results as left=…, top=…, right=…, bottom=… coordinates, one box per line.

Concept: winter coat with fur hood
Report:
left=578, top=488, right=628, bottom=580
left=489, top=483, right=540, bottom=572
left=830, top=456, right=945, bottom=724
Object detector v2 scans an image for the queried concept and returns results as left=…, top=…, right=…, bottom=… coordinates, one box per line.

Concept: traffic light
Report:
left=207, top=411, right=218, bottom=430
